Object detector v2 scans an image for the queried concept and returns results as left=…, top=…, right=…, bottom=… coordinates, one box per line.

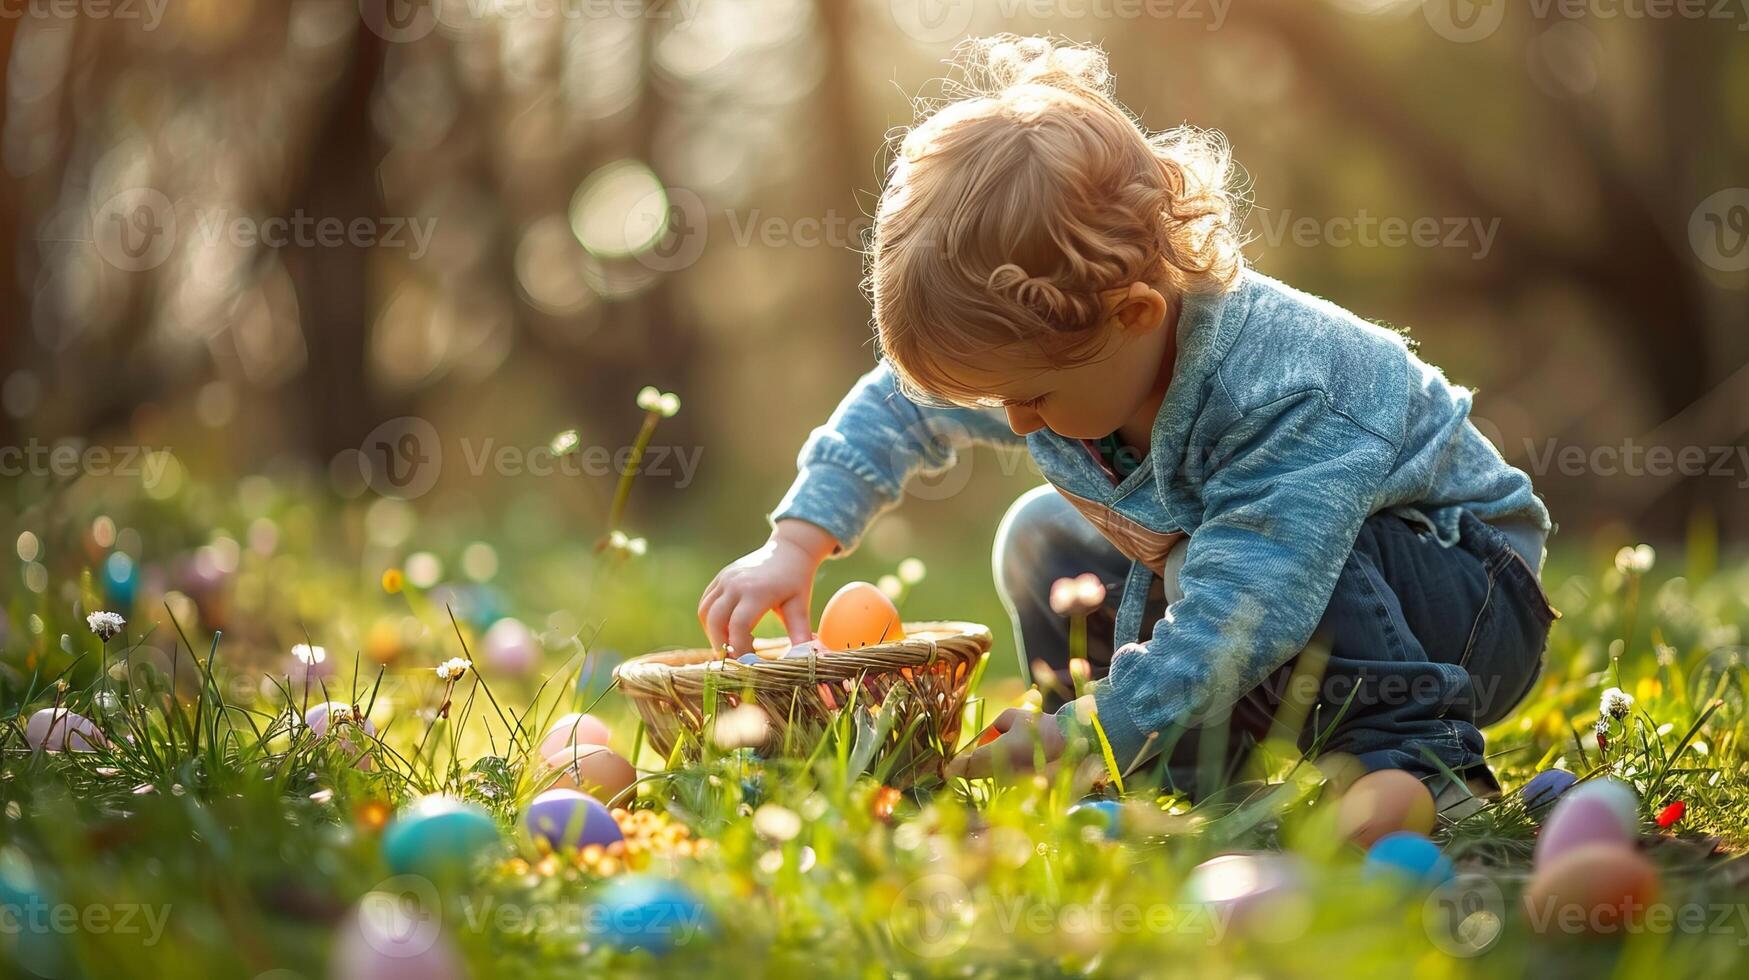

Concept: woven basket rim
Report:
left=615, top=620, right=991, bottom=686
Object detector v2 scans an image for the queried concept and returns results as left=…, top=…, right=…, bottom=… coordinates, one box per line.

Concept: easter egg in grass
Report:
left=544, top=744, right=636, bottom=803
left=304, top=701, right=378, bottom=770
left=0, top=851, right=68, bottom=977
left=1068, top=799, right=1124, bottom=839
left=525, top=788, right=623, bottom=852
left=1183, top=852, right=1309, bottom=940
left=1521, top=768, right=1578, bottom=813
left=1534, top=780, right=1639, bottom=864
left=589, top=874, right=715, bottom=954
left=817, top=581, right=904, bottom=651
left=1335, top=769, right=1435, bottom=847
left=382, top=796, right=501, bottom=879
left=332, top=891, right=466, bottom=980
left=483, top=617, right=539, bottom=675
left=539, top=712, right=612, bottom=757
left=1523, top=842, right=1660, bottom=937
left=26, top=707, right=108, bottom=752
left=1362, top=832, right=1455, bottom=889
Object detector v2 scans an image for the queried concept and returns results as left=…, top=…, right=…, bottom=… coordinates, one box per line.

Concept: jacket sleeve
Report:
left=1085, top=389, right=1399, bottom=770
left=771, top=362, right=1024, bottom=552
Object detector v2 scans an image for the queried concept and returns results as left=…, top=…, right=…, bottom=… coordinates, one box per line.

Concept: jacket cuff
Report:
left=1087, top=683, right=1155, bottom=774
left=770, top=463, right=888, bottom=555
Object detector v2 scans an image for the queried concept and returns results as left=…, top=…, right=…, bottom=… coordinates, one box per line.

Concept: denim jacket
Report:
left=772, top=270, right=1551, bottom=769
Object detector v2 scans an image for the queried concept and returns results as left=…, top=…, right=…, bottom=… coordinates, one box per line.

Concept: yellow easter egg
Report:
left=817, top=582, right=904, bottom=651
left=1335, top=769, right=1435, bottom=847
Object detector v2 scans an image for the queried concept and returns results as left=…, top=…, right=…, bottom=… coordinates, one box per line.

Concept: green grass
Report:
left=5, top=468, right=1749, bottom=978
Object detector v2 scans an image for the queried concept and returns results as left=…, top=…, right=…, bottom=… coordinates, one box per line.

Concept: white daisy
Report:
left=86, top=611, right=126, bottom=641
left=435, top=657, right=473, bottom=682
left=1600, top=686, right=1634, bottom=720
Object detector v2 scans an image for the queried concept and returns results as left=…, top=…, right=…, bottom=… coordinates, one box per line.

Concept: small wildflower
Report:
left=1656, top=644, right=1677, bottom=667
left=1050, top=573, right=1107, bottom=616
left=1614, top=544, right=1656, bottom=575
left=86, top=611, right=126, bottom=641
left=1600, top=686, right=1635, bottom=720
left=550, top=429, right=581, bottom=455
left=1656, top=801, right=1686, bottom=829
left=381, top=568, right=404, bottom=593
left=435, top=657, right=473, bottom=682
left=636, top=386, right=681, bottom=418
left=897, top=558, right=926, bottom=585
left=1593, top=716, right=1611, bottom=752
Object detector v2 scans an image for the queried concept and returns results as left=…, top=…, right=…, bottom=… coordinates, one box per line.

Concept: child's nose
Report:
left=1004, top=404, right=1046, bottom=436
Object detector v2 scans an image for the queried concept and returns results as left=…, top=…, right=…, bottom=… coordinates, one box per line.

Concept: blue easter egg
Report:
left=524, top=789, right=622, bottom=852
left=461, top=585, right=507, bottom=629
left=0, top=850, right=67, bottom=977
left=1068, top=799, right=1123, bottom=838
left=1362, top=832, right=1455, bottom=888
left=736, top=653, right=761, bottom=666
left=103, top=552, right=138, bottom=609
left=590, top=874, right=714, bottom=954
left=1521, top=769, right=1577, bottom=813
left=383, top=796, right=501, bottom=879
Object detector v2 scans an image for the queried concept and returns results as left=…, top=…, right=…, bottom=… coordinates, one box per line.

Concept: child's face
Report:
left=933, top=283, right=1176, bottom=441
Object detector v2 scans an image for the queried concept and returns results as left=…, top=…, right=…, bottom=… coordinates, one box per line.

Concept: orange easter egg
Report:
left=817, top=582, right=904, bottom=651
left=1523, top=842, right=1661, bottom=938
left=1335, top=769, right=1436, bottom=847
left=540, top=713, right=612, bottom=758
left=545, top=744, right=637, bottom=804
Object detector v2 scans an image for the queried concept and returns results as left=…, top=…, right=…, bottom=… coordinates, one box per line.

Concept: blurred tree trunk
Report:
left=282, top=26, right=392, bottom=462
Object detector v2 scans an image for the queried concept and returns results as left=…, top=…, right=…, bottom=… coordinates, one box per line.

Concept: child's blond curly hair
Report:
left=869, top=35, right=1245, bottom=405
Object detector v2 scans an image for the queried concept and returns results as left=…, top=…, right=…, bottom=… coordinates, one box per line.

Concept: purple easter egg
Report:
left=524, top=789, right=622, bottom=852
left=331, top=890, right=465, bottom=980
left=483, top=618, right=539, bottom=676
left=1521, top=768, right=1577, bottom=812
left=1534, top=779, right=1639, bottom=864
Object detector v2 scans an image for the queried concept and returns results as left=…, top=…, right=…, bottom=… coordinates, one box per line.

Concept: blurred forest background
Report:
left=1, top=0, right=1747, bottom=649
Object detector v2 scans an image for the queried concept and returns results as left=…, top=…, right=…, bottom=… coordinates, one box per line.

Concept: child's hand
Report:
left=946, top=705, right=1101, bottom=792
left=699, top=519, right=839, bottom=655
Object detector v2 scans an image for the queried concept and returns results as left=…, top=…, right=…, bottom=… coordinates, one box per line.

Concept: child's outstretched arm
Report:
left=699, top=363, right=1021, bottom=654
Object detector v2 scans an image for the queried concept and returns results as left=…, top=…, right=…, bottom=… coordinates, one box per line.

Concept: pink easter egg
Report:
left=303, top=701, right=378, bottom=770
left=483, top=618, right=539, bottom=675
left=544, top=744, right=636, bottom=804
left=539, top=713, right=611, bottom=757
left=26, top=708, right=108, bottom=752
left=331, top=892, right=465, bottom=980
left=1535, top=782, right=1639, bottom=865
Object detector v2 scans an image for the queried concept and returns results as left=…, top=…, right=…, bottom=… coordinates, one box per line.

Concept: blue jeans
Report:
left=993, top=486, right=1557, bottom=795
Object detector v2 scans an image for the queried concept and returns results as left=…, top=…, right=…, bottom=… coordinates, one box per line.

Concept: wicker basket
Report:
left=615, top=622, right=992, bottom=788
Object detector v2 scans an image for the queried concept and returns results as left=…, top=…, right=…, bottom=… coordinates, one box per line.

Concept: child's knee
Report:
left=991, top=485, right=1079, bottom=602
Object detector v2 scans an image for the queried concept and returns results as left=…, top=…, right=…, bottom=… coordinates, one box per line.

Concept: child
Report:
left=698, top=36, right=1554, bottom=806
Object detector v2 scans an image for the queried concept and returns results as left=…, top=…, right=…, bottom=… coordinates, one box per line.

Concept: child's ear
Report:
left=1110, top=281, right=1170, bottom=336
